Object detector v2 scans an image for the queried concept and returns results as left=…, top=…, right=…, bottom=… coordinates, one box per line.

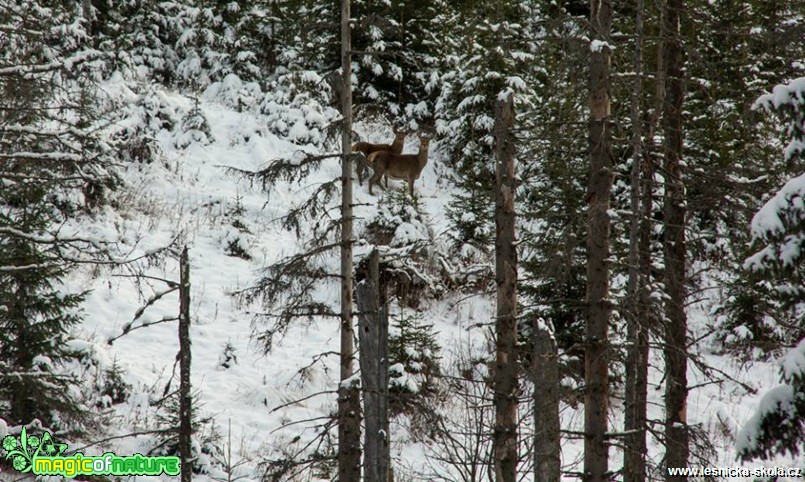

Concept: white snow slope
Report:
left=4, top=75, right=801, bottom=481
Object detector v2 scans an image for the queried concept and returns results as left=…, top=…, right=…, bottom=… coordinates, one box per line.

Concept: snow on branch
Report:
left=0, top=226, right=110, bottom=247
left=0, top=50, right=105, bottom=77
left=753, top=77, right=805, bottom=112
left=745, top=76, right=805, bottom=274
left=0, top=151, right=82, bottom=162
left=748, top=174, right=805, bottom=241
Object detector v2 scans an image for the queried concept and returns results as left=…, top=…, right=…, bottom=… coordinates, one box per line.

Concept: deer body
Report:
left=352, top=131, right=405, bottom=186
left=367, top=137, right=430, bottom=197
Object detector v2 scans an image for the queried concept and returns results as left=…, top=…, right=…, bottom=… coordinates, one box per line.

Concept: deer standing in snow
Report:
left=352, top=130, right=406, bottom=186
left=367, top=136, right=430, bottom=197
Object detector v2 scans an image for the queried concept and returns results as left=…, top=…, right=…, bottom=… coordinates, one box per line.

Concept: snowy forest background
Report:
left=2, top=0, right=805, bottom=480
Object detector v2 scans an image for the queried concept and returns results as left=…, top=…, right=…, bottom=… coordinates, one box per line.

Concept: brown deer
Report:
left=351, top=130, right=406, bottom=186
left=367, top=136, right=430, bottom=197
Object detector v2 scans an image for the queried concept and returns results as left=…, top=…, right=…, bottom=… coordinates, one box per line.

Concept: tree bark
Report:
left=338, top=0, right=361, bottom=480
left=623, top=0, right=650, bottom=480
left=493, top=93, right=518, bottom=482
left=178, top=246, right=192, bottom=482
left=358, top=250, right=390, bottom=482
left=80, top=0, right=93, bottom=36
left=533, top=318, right=560, bottom=482
left=585, top=0, right=613, bottom=481
left=662, top=0, right=689, bottom=477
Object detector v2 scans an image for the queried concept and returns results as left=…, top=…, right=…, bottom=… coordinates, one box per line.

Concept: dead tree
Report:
left=338, top=0, right=361, bottom=480
left=493, top=93, right=518, bottom=482
left=662, top=0, right=689, bottom=476
left=533, top=318, right=560, bottom=482
left=179, top=246, right=192, bottom=482
left=358, top=250, right=391, bottom=482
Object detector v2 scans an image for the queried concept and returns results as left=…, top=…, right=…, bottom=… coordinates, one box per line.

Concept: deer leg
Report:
left=357, top=160, right=363, bottom=186
left=368, top=169, right=384, bottom=196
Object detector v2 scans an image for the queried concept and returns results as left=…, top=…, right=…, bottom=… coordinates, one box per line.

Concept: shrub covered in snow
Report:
left=737, top=76, right=805, bottom=462
left=737, top=339, right=805, bottom=460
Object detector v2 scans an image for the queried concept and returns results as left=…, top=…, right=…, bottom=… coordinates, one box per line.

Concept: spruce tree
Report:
left=435, top=0, right=538, bottom=258
left=0, top=0, right=113, bottom=431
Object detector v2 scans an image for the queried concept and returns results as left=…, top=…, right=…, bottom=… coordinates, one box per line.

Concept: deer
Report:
left=367, top=135, right=430, bottom=197
left=351, top=130, right=406, bottom=186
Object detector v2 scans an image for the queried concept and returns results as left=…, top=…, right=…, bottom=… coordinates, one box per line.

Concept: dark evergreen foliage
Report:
left=151, top=390, right=221, bottom=474
left=387, top=312, right=441, bottom=419
left=0, top=0, right=115, bottom=431
left=738, top=340, right=805, bottom=461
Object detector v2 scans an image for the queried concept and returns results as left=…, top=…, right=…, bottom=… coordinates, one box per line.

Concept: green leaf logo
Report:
left=1, top=427, right=35, bottom=473
left=39, top=431, right=67, bottom=457
left=1, top=428, right=67, bottom=473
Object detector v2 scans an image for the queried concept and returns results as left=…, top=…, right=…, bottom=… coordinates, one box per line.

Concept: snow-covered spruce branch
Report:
left=56, top=249, right=174, bottom=266
left=238, top=242, right=343, bottom=351
left=220, top=151, right=358, bottom=190
left=223, top=163, right=342, bottom=237
left=0, top=225, right=176, bottom=267
left=0, top=371, right=78, bottom=379
left=250, top=302, right=339, bottom=353
left=0, top=50, right=107, bottom=77
left=0, top=262, right=60, bottom=272
left=0, top=23, right=44, bottom=36
left=0, top=226, right=111, bottom=246
left=279, top=179, right=341, bottom=237
left=0, top=123, right=95, bottom=139
left=0, top=229, right=152, bottom=269
left=0, top=151, right=82, bottom=162
left=249, top=306, right=340, bottom=320
left=0, top=171, right=90, bottom=183
left=234, top=240, right=343, bottom=306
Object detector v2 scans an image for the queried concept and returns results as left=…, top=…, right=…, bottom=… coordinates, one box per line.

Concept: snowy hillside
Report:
left=58, top=75, right=473, bottom=481
left=4, top=0, right=805, bottom=480
left=7, top=76, right=780, bottom=482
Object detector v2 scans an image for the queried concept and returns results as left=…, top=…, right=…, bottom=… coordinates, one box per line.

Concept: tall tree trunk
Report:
left=338, top=0, right=361, bottom=480
left=623, top=0, right=650, bottom=480
left=662, top=0, right=689, bottom=477
left=82, top=0, right=93, bottom=36
left=585, top=0, right=613, bottom=480
left=358, top=250, right=390, bottom=482
left=493, top=93, right=518, bottom=482
left=178, top=246, right=192, bottom=482
left=533, top=318, right=560, bottom=482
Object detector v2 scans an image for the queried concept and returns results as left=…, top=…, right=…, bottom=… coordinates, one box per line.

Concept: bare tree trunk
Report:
left=358, top=250, right=390, bottom=482
left=585, top=0, right=613, bottom=480
left=493, top=93, right=518, bottom=482
left=338, top=0, right=361, bottom=480
left=178, top=246, right=192, bottom=482
left=533, top=318, right=560, bottom=482
left=662, top=0, right=689, bottom=477
left=82, top=0, right=93, bottom=36
left=623, top=0, right=650, bottom=480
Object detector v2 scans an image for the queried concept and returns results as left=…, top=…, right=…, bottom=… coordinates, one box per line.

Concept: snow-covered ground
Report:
left=30, top=76, right=802, bottom=481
